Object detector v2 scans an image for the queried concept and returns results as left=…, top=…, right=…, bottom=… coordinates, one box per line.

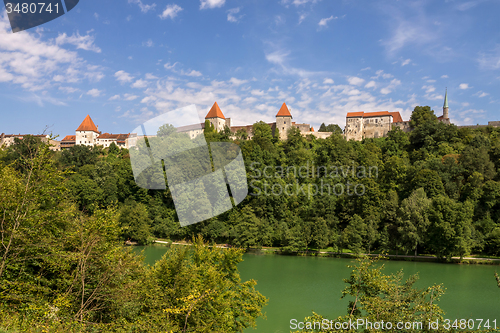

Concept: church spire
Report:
left=443, top=88, right=448, bottom=109
left=442, top=88, right=449, bottom=120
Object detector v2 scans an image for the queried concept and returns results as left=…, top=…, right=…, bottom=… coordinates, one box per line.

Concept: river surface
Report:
left=134, top=245, right=500, bottom=333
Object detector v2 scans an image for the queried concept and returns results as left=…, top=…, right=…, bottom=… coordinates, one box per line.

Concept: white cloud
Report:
left=229, top=77, right=248, bottom=86
left=323, top=78, right=334, bottom=84
left=227, top=8, right=242, bottom=22
left=132, top=79, right=148, bottom=88
left=109, top=94, right=120, bottom=101
left=380, top=79, right=401, bottom=95
left=124, top=93, right=139, bottom=101
left=382, top=4, right=438, bottom=56
left=265, top=50, right=290, bottom=65
left=427, top=79, right=436, bottom=83
left=59, top=86, right=79, bottom=94
left=0, top=15, right=104, bottom=91
left=159, top=4, right=183, bottom=20
left=55, top=31, right=101, bottom=53
left=347, top=76, right=365, bottom=86
left=478, top=46, right=500, bottom=70
left=128, top=0, right=156, bottom=13
left=87, top=88, right=102, bottom=97
left=364, top=80, right=376, bottom=89
left=164, top=62, right=178, bottom=70
left=94, top=13, right=99, bottom=20
left=251, top=89, right=265, bottom=96
left=318, top=15, right=336, bottom=28
left=200, top=0, right=225, bottom=10
left=422, top=85, right=435, bottom=93
left=372, top=70, right=393, bottom=79
left=441, top=75, right=449, bottom=78
left=456, top=1, right=484, bottom=11
left=143, top=39, right=154, bottom=47
left=401, top=58, right=411, bottom=66
left=459, top=83, right=469, bottom=89
left=475, top=91, right=489, bottom=98
left=281, top=0, right=321, bottom=7
left=145, top=73, right=159, bottom=80
left=275, top=15, right=285, bottom=25
left=298, top=13, right=307, bottom=24
left=115, top=70, right=134, bottom=83
left=243, top=97, right=258, bottom=104
left=185, top=70, right=202, bottom=77
left=163, top=62, right=202, bottom=77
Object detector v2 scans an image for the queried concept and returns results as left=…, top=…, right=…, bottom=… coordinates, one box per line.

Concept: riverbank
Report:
left=150, top=240, right=500, bottom=265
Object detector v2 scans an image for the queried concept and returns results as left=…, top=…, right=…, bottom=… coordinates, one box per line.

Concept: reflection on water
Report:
left=134, top=245, right=500, bottom=333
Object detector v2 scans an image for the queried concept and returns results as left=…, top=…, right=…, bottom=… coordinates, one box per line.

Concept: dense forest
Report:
left=8, top=105, right=499, bottom=259
left=1, top=105, right=500, bottom=331
left=5, top=105, right=500, bottom=258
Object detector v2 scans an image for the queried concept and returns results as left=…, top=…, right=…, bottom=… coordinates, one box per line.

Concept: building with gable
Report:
left=181, top=101, right=332, bottom=140
left=344, top=90, right=451, bottom=141
left=61, top=115, right=137, bottom=149
left=0, top=133, right=60, bottom=150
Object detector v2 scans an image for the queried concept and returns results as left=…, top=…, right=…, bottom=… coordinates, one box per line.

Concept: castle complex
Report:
left=3, top=91, right=499, bottom=149
left=344, top=89, right=451, bottom=141
left=60, top=115, right=137, bottom=149
left=177, top=102, right=332, bottom=140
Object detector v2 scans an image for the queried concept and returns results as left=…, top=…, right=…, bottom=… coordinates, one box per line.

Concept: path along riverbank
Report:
left=149, top=240, right=500, bottom=265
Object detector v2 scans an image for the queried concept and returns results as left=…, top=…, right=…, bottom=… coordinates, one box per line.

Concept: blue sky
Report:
left=1, top=0, right=500, bottom=138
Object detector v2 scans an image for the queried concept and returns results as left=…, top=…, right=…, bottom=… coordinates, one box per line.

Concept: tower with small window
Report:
left=276, top=102, right=292, bottom=140
left=75, top=115, right=100, bottom=146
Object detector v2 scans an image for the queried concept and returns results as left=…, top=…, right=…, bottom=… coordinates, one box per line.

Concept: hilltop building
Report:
left=178, top=102, right=332, bottom=140
left=0, top=133, right=61, bottom=151
left=344, top=90, right=451, bottom=141
left=61, top=115, right=137, bottom=149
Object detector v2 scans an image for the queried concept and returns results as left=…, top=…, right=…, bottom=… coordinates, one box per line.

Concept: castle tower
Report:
left=443, top=88, right=449, bottom=120
left=276, top=102, right=292, bottom=140
left=75, top=115, right=100, bottom=146
left=205, top=102, right=227, bottom=132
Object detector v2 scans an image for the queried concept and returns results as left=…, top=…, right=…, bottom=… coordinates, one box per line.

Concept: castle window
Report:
left=284, top=121, right=286, bottom=124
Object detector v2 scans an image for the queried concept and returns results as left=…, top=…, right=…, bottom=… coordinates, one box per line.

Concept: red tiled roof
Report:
left=98, top=133, right=119, bottom=139
left=205, top=102, right=225, bottom=119
left=346, top=112, right=365, bottom=118
left=276, top=102, right=292, bottom=117
left=389, top=112, right=403, bottom=123
left=98, top=133, right=130, bottom=140
left=363, top=111, right=391, bottom=118
left=76, top=115, right=99, bottom=132
left=347, top=111, right=402, bottom=122
left=62, top=135, right=76, bottom=142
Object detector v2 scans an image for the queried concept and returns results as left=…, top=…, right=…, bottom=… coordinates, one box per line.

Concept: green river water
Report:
left=135, top=245, right=500, bottom=333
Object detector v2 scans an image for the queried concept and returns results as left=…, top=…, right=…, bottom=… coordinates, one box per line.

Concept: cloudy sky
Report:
left=1, top=0, right=500, bottom=137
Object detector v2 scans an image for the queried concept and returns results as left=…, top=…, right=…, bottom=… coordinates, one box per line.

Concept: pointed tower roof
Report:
left=276, top=102, right=292, bottom=117
left=205, top=102, right=225, bottom=119
left=443, top=88, right=449, bottom=108
left=76, top=115, right=99, bottom=132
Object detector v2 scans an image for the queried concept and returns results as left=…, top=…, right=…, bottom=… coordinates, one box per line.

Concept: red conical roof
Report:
left=276, top=102, right=292, bottom=117
left=205, top=102, right=225, bottom=119
left=76, top=115, right=98, bottom=132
